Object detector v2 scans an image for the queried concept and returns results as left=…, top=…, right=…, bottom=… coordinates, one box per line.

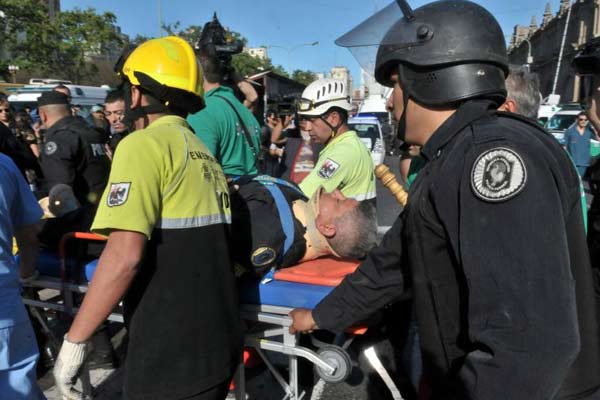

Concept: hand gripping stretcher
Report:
left=20, top=233, right=403, bottom=400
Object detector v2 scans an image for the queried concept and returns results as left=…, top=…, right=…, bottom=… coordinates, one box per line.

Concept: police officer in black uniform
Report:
left=290, top=1, right=600, bottom=399
left=38, top=91, right=110, bottom=207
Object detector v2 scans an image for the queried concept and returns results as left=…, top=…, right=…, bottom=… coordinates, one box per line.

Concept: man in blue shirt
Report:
left=564, top=111, right=599, bottom=177
left=0, top=153, right=44, bottom=399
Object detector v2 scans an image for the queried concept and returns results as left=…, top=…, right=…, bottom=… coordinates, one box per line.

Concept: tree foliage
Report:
left=0, top=6, right=315, bottom=85
left=0, top=1, right=124, bottom=83
left=161, top=21, right=305, bottom=79
left=53, top=8, right=124, bottom=82
left=291, top=69, right=318, bottom=85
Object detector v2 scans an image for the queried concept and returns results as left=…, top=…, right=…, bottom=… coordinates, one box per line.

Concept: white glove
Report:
left=52, top=335, right=92, bottom=400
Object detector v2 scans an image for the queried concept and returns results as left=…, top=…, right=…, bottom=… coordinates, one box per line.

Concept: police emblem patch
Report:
left=318, top=158, right=340, bottom=179
left=251, top=247, right=277, bottom=267
left=45, top=141, right=58, bottom=155
left=471, top=147, right=526, bottom=202
left=107, top=182, right=131, bottom=207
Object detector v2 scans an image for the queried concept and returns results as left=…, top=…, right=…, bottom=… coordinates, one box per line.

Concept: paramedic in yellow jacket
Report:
left=52, top=36, right=242, bottom=400
left=297, top=78, right=376, bottom=202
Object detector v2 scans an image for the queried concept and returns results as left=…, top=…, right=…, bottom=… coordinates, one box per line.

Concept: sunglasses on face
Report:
left=579, top=118, right=588, bottom=122
left=0, top=109, right=10, bottom=113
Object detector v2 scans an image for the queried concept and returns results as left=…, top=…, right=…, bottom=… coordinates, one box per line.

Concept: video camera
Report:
left=573, top=37, right=600, bottom=76
left=197, top=13, right=243, bottom=66
left=269, top=95, right=299, bottom=121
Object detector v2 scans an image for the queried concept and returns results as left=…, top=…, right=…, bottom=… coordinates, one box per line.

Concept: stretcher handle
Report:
left=375, top=164, right=408, bottom=207
left=58, top=232, right=107, bottom=280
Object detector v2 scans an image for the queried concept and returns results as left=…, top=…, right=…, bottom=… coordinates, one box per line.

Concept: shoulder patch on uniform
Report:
left=318, top=158, right=340, bottom=179
left=471, top=147, right=527, bottom=202
left=251, top=247, right=277, bottom=267
left=107, top=182, right=131, bottom=207
left=45, top=141, right=58, bottom=155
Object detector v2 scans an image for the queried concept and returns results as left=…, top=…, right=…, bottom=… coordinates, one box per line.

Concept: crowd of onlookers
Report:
left=0, top=85, right=128, bottom=198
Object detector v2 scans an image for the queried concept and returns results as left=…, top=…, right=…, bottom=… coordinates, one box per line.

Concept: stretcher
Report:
left=235, top=259, right=366, bottom=400
left=20, top=233, right=402, bottom=400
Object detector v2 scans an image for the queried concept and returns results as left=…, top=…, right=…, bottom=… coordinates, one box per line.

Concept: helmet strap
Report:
left=122, top=80, right=170, bottom=130
left=121, top=81, right=139, bottom=131
left=396, top=65, right=411, bottom=142
left=320, top=113, right=343, bottom=140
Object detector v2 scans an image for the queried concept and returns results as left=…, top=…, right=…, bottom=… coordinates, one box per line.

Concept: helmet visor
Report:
left=297, top=97, right=350, bottom=113
left=335, top=1, right=424, bottom=76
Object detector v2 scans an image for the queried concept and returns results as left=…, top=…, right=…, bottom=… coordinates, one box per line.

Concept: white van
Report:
left=7, top=83, right=110, bottom=115
left=348, top=115, right=386, bottom=166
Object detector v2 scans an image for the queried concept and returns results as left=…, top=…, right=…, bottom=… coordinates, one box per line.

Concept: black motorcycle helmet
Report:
left=337, top=0, right=509, bottom=107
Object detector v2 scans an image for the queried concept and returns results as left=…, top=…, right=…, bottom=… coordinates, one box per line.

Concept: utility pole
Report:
left=552, top=0, right=573, bottom=95
left=158, top=0, right=163, bottom=37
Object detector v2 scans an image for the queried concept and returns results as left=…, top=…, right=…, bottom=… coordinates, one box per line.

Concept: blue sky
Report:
left=61, top=0, right=562, bottom=88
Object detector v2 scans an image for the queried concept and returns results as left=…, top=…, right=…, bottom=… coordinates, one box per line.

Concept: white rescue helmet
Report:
left=297, top=78, right=353, bottom=117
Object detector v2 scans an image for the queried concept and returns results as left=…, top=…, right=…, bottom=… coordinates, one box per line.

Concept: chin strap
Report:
left=121, top=80, right=171, bottom=131
left=396, top=65, right=412, bottom=142
left=319, top=115, right=344, bottom=140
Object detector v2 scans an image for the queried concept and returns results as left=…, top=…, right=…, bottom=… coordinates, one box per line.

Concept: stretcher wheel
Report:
left=315, top=346, right=352, bottom=384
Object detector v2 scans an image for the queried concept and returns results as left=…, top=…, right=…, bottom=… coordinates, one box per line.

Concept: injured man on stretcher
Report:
left=31, top=175, right=378, bottom=279
left=230, top=176, right=378, bottom=277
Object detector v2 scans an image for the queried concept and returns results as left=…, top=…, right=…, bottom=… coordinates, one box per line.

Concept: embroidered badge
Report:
left=251, top=247, right=277, bottom=267
left=45, top=141, right=58, bottom=155
left=318, top=158, right=340, bottom=179
left=107, top=182, right=131, bottom=207
left=471, top=147, right=527, bottom=202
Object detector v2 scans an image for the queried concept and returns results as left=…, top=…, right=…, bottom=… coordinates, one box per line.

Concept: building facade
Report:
left=244, top=47, right=268, bottom=61
left=508, top=0, right=600, bottom=103
left=330, top=66, right=353, bottom=96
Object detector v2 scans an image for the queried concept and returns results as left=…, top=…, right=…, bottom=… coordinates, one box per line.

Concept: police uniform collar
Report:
left=45, top=115, right=79, bottom=134
left=420, top=100, right=496, bottom=162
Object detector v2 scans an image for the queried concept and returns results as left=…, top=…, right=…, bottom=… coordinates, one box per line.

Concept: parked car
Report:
left=348, top=115, right=386, bottom=166
left=538, top=94, right=561, bottom=126
left=7, top=83, right=110, bottom=118
left=545, top=109, right=582, bottom=145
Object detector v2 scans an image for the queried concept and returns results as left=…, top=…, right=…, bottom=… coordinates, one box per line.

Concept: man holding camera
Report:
left=187, top=15, right=261, bottom=177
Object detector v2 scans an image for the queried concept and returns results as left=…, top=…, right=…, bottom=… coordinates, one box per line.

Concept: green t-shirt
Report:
left=299, top=130, right=376, bottom=201
left=92, top=115, right=231, bottom=238
left=187, top=86, right=261, bottom=176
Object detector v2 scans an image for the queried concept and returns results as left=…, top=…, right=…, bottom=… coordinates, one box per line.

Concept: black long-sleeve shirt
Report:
left=313, top=101, right=600, bottom=399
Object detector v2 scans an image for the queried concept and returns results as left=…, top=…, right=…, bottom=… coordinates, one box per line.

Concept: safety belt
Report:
left=253, top=176, right=306, bottom=255
left=252, top=176, right=307, bottom=282
left=213, top=94, right=259, bottom=161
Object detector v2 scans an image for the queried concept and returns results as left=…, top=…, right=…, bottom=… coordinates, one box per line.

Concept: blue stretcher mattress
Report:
left=17, top=250, right=97, bottom=282
left=26, top=252, right=332, bottom=309
left=238, top=278, right=333, bottom=309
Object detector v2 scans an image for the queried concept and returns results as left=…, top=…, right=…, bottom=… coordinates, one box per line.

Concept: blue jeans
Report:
left=0, top=321, right=45, bottom=399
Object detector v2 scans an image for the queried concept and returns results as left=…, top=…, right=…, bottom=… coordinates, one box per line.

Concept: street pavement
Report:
left=40, top=155, right=408, bottom=399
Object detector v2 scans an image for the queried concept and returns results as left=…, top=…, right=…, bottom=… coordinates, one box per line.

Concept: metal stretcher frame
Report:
left=20, top=232, right=403, bottom=400
left=21, top=232, right=123, bottom=322
left=236, top=303, right=339, bottom=400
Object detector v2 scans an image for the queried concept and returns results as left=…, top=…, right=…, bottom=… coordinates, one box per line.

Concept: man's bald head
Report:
left=39, top=103, right=71, bottom=128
